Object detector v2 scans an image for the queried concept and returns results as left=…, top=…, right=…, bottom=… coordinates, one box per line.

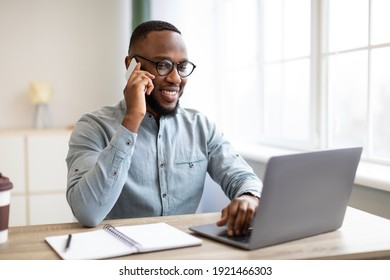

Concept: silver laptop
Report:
left=189, top=147, right=362, bottom=250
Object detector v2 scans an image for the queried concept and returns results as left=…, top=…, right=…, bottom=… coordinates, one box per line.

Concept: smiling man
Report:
left=66, top=20, right=263, bottom=236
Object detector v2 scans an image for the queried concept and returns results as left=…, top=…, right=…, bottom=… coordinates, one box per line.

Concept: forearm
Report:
left=208, top=145, right=263, bottom=199
left=204, top=119, right=263, bottom=199
left=66, top=125, right=136, bottom=227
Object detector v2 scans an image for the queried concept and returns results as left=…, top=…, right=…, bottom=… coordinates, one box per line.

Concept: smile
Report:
left=160, top=89, right=178, bottom=96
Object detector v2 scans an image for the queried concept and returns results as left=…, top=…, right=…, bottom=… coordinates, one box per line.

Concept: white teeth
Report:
left=161, top=90, right=177, bottom=96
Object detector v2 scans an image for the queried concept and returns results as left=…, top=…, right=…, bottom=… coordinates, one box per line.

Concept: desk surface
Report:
left=1, top=207, right=390, bottom=260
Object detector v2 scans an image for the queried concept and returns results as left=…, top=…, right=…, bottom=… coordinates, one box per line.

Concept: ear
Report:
left=125, top=56, right=131, bottom=69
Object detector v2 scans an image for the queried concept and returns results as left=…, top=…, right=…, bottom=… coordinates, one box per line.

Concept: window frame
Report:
left=257, top=0, right=319, bottom=151
left=321, top=0, right=390, bottom=165
left=257, top=0, right=390, bottom=166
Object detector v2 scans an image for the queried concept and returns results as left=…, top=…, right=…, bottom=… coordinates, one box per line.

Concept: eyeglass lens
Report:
left=157, top=60, right=195, bottom=77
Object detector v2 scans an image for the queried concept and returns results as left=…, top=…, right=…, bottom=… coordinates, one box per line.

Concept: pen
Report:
left=65, top=234, right=72, bottom=252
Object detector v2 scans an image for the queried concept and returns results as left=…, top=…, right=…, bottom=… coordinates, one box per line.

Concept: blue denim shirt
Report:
left=66, top=100, right=262, bottom=227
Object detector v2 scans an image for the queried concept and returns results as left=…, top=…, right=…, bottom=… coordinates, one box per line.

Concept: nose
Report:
left=165, top=66, right=182, bottom=84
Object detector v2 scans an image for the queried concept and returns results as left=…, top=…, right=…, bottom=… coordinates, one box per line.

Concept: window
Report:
left=260, top=0, right=313, bottom=148
left=324, top=0, right=390, bottom=164
left=151, top=0, right=390, bottom=165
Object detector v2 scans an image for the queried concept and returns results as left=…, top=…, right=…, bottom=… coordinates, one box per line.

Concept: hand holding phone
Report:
left=125, top=57, right=138, bottom=80
left=122, top=57, right=155, bottom=132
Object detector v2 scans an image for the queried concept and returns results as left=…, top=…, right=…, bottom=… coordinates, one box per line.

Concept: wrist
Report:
left=240, top=192, right=260, bottom=202
left=122, top=113, right=143, bottom=133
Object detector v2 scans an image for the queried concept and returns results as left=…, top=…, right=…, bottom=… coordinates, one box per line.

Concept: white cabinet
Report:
left=27, top=133, right=69, bottom=192
left=0, top=129, right=74, bottom=226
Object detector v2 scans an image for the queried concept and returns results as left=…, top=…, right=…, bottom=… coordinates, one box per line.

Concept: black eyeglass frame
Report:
left=132, top=55, right=196, bottom=78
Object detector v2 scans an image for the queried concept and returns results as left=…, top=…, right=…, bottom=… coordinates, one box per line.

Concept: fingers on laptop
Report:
left=217, top=197, right=257, bottom=236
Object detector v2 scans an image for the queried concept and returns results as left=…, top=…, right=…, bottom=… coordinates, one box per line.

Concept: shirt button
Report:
left=162, top=193, right=167, bottom=198
left=125, top=140, right=132, bottom=146
left=160, top=163, right=165, bottom=168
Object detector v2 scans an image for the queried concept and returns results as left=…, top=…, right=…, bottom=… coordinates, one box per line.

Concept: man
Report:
left=66, top=20, right=262, bottom=236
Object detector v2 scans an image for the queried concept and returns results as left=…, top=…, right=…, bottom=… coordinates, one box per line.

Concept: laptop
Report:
left=189, top=147, right=362, bottom=250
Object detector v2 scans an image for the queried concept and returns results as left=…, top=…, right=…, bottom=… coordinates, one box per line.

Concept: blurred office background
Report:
left=0, top=0, right=389, bottom=226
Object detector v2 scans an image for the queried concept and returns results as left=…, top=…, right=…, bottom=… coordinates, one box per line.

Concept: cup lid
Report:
left=0, top=173, right=13, bottom=191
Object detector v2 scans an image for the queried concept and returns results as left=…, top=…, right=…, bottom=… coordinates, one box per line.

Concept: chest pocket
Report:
left=175, top=158, right=207, bottom=169
left=173, top=157, right=208, bottom=188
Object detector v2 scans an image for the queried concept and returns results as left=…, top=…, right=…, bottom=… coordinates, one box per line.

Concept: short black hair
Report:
left=128, top=20, right=181, bottom=54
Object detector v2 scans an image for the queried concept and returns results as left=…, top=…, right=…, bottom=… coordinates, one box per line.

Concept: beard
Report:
left=145, top=91, right=181, bottom=118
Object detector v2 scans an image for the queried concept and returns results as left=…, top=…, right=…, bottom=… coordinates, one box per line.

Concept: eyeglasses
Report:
left=132, top=55, right=196, bottom=78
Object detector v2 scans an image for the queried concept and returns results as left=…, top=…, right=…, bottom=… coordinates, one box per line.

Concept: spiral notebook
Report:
left=45, top=222, right=202, bottom=260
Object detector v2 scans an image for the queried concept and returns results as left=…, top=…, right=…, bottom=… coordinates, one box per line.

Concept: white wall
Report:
left=0, top=0, right=131, bottom=129
left=150, top=0, right=220, bottom=126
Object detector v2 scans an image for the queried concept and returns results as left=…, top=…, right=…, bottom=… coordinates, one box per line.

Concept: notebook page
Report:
left=116, top=222, right=202, bottom=253
left=45, top=228, right=136, bottom=260
left=45, top=222, right=201, bottom=259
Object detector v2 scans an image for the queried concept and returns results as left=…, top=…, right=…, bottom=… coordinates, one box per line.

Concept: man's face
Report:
left=129, top=30, right=189, bottom=118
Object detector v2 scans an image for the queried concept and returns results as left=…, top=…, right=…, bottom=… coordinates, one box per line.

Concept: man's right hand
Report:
left=122, top=62, right=155, bottom=133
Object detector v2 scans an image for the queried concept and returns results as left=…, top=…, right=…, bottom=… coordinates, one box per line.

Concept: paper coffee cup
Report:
left=0, top=173, right=13, bottom=244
